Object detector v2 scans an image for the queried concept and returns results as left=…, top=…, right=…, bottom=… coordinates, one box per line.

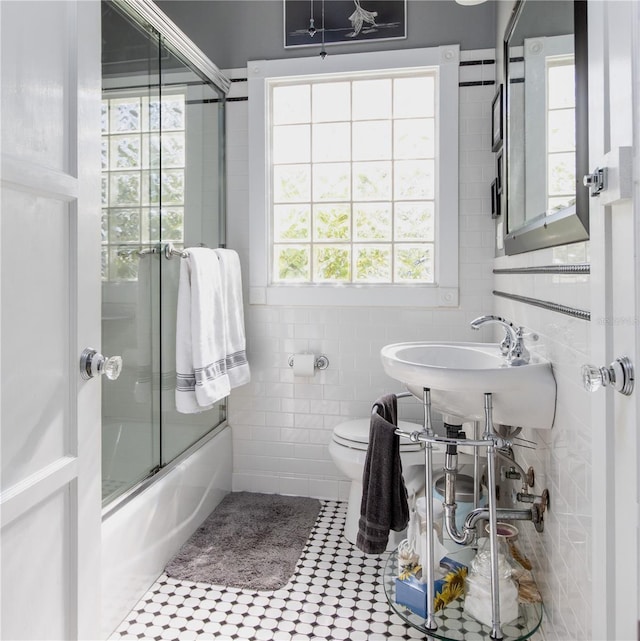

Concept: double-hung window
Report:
left=249, top=46, right=459, bottom=307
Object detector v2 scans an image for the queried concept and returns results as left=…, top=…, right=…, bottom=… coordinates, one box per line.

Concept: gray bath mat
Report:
left=165, top=491, right=321, bottom=590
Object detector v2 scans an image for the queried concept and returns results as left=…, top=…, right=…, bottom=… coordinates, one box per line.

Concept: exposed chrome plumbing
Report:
left=394, top=389, right=549, bottom=638
left=441, top=402, right=539, bottom=548
left=496, top=448, right=534, bottom=493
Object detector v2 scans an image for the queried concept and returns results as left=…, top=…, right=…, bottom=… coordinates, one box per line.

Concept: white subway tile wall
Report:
left=494, top=243, right=591, bottom=641
left=225, top=55, right=591, bottom=639
left=224, top=56, right=496, bottom=500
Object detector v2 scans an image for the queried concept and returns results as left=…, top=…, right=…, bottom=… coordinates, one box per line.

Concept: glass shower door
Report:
left=100, top=1, right=228, bottom=506
left=101, top=0, right=162, bottom=504
left=157, top=39, right=227, bottom=466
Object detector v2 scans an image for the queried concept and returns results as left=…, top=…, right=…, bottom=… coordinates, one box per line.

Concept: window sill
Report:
left=249, top=284, right=459, bottom=308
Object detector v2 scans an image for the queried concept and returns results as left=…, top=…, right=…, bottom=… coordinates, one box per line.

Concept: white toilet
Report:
left=329, top=417, right=432, bottom=550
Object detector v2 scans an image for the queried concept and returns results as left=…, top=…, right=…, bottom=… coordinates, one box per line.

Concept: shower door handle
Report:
left=80, top=348, right=123, bottom=381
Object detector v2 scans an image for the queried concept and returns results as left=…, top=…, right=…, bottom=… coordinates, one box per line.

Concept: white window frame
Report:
left=248, top=46, right=459, bottom=307
left=523, top=35, right=575, bottom=218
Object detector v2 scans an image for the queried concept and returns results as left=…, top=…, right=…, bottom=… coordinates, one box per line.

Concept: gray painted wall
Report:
left=156, top=0, right=497, bottom=70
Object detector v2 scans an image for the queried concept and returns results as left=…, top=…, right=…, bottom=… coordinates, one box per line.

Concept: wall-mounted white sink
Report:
left=381, top=342, right=557, bottom=429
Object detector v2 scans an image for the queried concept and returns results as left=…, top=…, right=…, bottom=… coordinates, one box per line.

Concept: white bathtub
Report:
left=101, top=425, right=232, bottom=638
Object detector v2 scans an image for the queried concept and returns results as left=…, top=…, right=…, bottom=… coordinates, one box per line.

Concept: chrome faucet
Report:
left=470, top=314, right=530, bottom=365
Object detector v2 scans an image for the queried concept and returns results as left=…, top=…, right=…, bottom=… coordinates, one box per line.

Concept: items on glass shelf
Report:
left=395, top=554, right=468, bottom=617
left=415, top=496, right=449, bottom=570
left=464, top=538, right=519, bottom=627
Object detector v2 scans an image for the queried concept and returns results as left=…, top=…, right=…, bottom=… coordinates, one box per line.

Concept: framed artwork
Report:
left=491, top=84, right=503, bottom=152
left=284, top=0, right=407, bottom=49
left=491, top=178, right=501, bottom=219
left=496, top=148, right=503, bottom=195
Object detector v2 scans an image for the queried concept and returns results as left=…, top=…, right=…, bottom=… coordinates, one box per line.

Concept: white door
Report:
left=588, top=2, right=640, bottom=639
left=0, top=2, right=102, bottom=639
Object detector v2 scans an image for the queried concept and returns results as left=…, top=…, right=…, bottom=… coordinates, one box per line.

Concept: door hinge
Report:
left=583, top=167, right=607, bottom=197
left=584, top=146, right=632, bottom=204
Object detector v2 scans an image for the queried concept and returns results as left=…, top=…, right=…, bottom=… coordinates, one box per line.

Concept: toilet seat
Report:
left=332, top=418, right=423, bottom=452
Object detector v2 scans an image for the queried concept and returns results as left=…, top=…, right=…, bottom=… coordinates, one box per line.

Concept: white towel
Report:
left=175, top=247, right=230, bottom=413
left=214, top=248, right=251, bottom=389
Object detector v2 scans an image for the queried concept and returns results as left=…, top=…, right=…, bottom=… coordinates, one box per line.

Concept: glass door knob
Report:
left=581, top=356, right=634, bottom=396
left=80, top=348, right=123, bottom=381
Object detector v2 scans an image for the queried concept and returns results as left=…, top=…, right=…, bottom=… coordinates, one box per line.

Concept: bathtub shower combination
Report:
left=100, top=1, right=234, bottom=635
left=101, top=0, right=228, bottom=506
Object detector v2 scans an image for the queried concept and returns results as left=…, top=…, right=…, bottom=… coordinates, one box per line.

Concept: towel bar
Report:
left=116, top=244, right=160, bottom=257
left=370, top=391, right=414, bottom=416
left=164, top=242, right=190, bottom=259
left=164, top=242, right=213, bottom=260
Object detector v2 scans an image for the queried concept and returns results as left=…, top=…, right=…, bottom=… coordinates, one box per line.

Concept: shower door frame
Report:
left=117, top=0, right=231, bottom=97
left=101, top=0, right=232, bottom=514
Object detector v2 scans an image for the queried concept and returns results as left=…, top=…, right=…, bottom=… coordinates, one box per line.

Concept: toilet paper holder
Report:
left=288, top=354, right=329, bottom=370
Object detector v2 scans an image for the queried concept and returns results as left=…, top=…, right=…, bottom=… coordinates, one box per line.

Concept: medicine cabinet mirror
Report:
left=503, top=0, right=589, bottom=255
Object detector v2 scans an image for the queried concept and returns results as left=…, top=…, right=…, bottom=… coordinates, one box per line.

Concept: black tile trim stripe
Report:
left=459, top=80, right=496, bottom=87
left=185, top=96, right=248, bottom=105
left=227, top=64, right=498, bottom=94
left=186, top=98, right=221, bottom=105
left=459, top=59, right=496, bottom=66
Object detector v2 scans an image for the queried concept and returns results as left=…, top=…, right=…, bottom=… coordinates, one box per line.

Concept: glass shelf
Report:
left=383, top=548, right=543, bottom=641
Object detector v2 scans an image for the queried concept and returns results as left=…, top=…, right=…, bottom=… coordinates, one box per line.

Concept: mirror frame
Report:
left=503, top=0, right=589, bottom=255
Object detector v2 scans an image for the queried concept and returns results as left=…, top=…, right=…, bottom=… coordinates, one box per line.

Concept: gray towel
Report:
left=356, top=394, right=409, bottom=554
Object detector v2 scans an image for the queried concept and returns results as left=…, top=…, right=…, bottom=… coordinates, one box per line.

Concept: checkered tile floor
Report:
left=111, top=500, right=428, bottom=641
